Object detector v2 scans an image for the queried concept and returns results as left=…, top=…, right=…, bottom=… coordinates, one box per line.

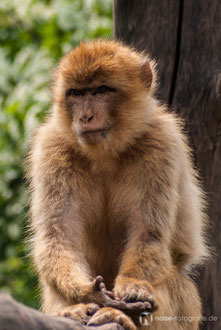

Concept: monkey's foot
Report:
left=114, top=278, right=158, bottom=311
left=57, top=303, right=99, bottom=325
left=88, top=307, right=136, bottom=330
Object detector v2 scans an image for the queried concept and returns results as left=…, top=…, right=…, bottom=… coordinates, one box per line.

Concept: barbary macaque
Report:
left=27, top=40, right=209, bottom=330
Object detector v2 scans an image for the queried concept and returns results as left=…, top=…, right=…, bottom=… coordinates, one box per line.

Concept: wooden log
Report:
left=0, top=294, right=122, bottom=330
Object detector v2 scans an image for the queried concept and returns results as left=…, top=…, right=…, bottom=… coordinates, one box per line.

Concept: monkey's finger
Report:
left=103, top=290, right=116, bottom=300
left=93, top=276, right=104, bottom=291
left=121, top=290, right=156, bottom=311
left=122, top=291, right=138, bottom=302
left=95, top=275, right=104, bottom=284
left=122, top=301, right=152, bottom=313
left=104, top=300, right=127, bottom=309
left=99, top=283, right=106, bottom=290
left=106, top=301, right=148, bottom=313
left=147, top=298, right=158, bottom=311
left=144, top=301, right=154, bottom=311
left=122, top=302, right=145, bottom=311
left=126, top=300, right=156, bottom=312
left=87, top=303, right=100, bottom=316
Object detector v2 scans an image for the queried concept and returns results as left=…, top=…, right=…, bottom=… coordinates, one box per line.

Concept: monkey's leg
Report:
left=114, top=239, right=201, bottom=330
left=88, top=307, right=136, bottom=330
left=145, top=270, right=201, bottom=330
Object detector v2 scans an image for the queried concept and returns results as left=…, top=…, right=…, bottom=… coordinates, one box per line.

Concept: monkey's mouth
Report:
left=80, top=128, right=111, bottom=144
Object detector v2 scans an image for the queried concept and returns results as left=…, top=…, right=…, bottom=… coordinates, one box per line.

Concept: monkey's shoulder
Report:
left=29, top=123, right=83, bottom=174
left=129, top=112, right=187, bottom=157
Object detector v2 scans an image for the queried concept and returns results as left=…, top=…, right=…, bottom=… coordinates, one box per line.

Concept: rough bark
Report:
left=114, top=1, right=221, bottom=329
left=0, top=295, right=122, bottom=330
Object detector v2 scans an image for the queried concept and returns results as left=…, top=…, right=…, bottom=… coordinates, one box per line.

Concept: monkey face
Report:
left=52, top=40, right=155, bottom=153
left=65, top=85, right=117, bottom=145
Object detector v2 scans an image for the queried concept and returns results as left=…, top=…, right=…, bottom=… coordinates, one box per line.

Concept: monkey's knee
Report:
left=147, top=274, right=201, bottom=330
left=177, top=277, right=201, bottom=329
left=177, top=275, right=202, bottom=319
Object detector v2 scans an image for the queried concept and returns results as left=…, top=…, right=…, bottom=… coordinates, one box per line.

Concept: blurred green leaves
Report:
left=0, top=0, right=112, bottom=308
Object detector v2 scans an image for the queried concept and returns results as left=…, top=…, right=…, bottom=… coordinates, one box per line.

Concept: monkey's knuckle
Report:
left=125, top=322, right=136, bottom=330
left=87, top=316, right=100, bottom=326
left=89, top=311, right=112, bottom=325
left=120, top=317, right=136, bottom=330
left=87, top=303, right=100, bottom=315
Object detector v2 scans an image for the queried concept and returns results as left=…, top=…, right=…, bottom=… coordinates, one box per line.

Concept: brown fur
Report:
left=27, top=40, right=209, bottom=329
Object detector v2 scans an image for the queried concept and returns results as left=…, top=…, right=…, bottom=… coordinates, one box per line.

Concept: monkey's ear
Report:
left=141, top=61, right=153, bottom=90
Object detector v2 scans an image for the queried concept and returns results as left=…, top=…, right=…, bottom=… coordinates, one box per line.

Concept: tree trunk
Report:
left=114, top=1, right=221, bottom=329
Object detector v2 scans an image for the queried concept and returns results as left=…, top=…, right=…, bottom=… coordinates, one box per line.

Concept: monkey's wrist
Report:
left=54, top=278, right=93, bottom=304
left=59, top=276, right=114, bottom=306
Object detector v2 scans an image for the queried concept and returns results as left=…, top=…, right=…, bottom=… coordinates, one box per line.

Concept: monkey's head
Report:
left=52, top=40, right=157, bottom=157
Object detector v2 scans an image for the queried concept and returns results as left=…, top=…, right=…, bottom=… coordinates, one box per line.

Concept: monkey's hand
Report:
left=92, top=276, right=152, bottom=323
left=88, top=307, right=136, bottom=330
left=113, top=277, right=158, bottom=312
left=57, top=303, right=99, bottom=325
left=83, top=276, right=150, bottom=309
left=83, top=275, right=116, bottom=306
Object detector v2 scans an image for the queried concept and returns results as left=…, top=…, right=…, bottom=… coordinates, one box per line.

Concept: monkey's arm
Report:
left=113, top=213, right=173, bottom=308
left=28, top=136, right=113, bottom=310
left=113, top=178, right=175, bottom=307
left=114, top=145, right=208, bottom=309
left=113, top=138, right=204, bottom=305
left=31, top=178, right=107, bottom=307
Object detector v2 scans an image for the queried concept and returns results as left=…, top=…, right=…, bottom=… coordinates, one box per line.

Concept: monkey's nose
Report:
left=80, top=114, right=94, bottom=124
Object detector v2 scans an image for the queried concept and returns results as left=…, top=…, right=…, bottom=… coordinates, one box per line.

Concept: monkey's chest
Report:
left=79, top=171, right=140, bottom=288
left=82, top=186, right=130, bottom=289
left=85, top=217, right=127, bottom=289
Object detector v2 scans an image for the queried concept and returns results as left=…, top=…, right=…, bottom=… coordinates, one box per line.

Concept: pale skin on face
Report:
left=28, top=40, right=209, bottom=330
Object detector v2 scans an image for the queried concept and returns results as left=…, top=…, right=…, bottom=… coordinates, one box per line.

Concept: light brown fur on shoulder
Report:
left=27, top=39, right=209, bottom=330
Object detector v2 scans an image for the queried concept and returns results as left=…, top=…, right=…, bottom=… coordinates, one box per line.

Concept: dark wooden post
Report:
left=114, top=1, right=221, bottom=329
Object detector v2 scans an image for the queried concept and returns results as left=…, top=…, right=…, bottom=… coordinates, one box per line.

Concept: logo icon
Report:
left=139, top=311, right=153, bottom=326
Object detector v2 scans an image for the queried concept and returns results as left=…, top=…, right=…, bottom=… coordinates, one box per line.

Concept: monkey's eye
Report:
left=66, top=88, right=84, bottom=97
left=94, top=86, right=112, bottom=94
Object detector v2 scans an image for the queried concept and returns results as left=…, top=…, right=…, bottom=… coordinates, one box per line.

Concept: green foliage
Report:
left=0, top=0, right=113, bottom=308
